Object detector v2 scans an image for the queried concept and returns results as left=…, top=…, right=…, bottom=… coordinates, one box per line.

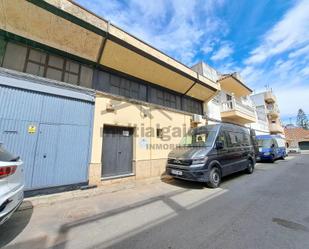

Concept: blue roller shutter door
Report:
left=0, top=84, right=94, bottom=190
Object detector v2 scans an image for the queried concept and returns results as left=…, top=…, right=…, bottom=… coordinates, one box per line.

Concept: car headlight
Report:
left=264, top=152, right=270, bottom=156
left=192, top=157, right=208, bottom=165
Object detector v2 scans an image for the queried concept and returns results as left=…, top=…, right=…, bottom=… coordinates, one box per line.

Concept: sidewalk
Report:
left=23, top=176, right=166, bottom=208
left=2, top=175, right=227, bottom=249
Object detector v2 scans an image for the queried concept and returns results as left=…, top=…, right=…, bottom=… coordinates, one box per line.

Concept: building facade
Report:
left=284, top=127, right=309, bottom=152
left=192, top=62, right=256, bottom=127
left=0, top=0, right=220, bottom=190
left=250, top=91, right=284, bottom=135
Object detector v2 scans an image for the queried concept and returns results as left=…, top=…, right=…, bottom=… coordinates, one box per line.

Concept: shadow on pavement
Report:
left=161, top=170, right=249, bottom=190
left=161, top=175, right=205, bottom=189
left=46, top=188, right=190, bottom=249
left=2, top=235, right=49, bottom=249
left=0, top=201, right=33, bottom=248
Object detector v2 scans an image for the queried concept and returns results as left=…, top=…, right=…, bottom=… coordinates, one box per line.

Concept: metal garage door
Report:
left=102, top=126, right=133, bottom=178
left=299, top=141, right=309, bottom=150
left=0, top=80, right=94, bottom=190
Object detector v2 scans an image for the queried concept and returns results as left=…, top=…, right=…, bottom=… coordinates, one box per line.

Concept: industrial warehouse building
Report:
left=0, top=0, right=220, bottom=191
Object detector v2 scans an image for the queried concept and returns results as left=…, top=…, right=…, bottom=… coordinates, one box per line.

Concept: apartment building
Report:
left=0, top=0, right=220, bottom=191
left=251, top=91, right=284, bottom=135
left=192, top=62, right=256, bottom=126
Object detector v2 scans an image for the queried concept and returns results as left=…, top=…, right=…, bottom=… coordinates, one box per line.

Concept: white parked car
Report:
left=0, top=143, right=24, bottom=225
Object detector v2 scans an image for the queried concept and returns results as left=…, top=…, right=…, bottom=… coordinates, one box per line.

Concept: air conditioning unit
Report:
left=192, top=114, right=203, bottom=123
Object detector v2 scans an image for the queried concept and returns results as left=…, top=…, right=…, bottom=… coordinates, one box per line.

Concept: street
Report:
left=1, top=154, right=309, bottom=249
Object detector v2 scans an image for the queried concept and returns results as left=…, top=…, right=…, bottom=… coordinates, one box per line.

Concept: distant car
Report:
left=0, top=143, right=24, bottom=225
left=287, top=147, right=300, bottom=153
left=256, top=135, right=287, bottom=162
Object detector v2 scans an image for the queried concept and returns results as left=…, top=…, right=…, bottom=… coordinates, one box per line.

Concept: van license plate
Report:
left=171, top=169, right=182, bottom=176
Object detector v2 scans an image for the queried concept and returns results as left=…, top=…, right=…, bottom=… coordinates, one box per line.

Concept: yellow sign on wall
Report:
left=28, top=125, right=36, bottom=134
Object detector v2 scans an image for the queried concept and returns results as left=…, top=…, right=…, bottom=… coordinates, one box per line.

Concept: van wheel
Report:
left=206, top=167, right=221, bottom=188
left=246, top=160, right=254, bottom=174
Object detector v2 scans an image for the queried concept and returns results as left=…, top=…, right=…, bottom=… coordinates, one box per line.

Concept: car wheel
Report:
left=206, top=167, right=221, bottom=188
left=246, top=160, right=254, bottom=174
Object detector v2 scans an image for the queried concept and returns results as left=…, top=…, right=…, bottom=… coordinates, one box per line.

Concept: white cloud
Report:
left=245, top=0, right=309, bottom=65
left=300, top=67, right=309, bottom=76
left=288, top=44, right=309, bottom=59
left=275, top=86, right=309, bottom=119
left=210, top=43, right=234, bottom=61
left=201, top=44, right=213, bottom=54
left=240, top=0, right=309, bottom=119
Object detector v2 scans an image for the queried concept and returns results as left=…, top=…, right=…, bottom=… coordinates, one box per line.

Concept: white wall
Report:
left=191, top=62, right=219, bottom=82
left=204, top=99, right=221, bottom=121
left=248, top=122, right=270, bottom=135
left=250, top=93, right=265, bottom=106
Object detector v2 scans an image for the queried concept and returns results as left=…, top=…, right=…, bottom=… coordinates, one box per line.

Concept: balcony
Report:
left=267, top=106, right=280, bottom=118
left=264, top=91, right=276, bottom=103
left=269, top=123, right=284, bottom=134
left=218, top=73, right=252, bottom=98
left=221, top=98, right=256, bottom=124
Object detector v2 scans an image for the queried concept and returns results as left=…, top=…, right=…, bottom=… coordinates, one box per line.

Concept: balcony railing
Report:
left=221, top=98, right=256, bottom=118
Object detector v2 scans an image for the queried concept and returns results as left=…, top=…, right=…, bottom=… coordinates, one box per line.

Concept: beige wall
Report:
left=89, top=94, right=193, bottom=185
left=0, top=0, right=102, bottom=61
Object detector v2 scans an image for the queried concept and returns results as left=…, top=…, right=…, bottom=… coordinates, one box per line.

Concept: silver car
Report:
left=0, top=143, right=24, bottom=225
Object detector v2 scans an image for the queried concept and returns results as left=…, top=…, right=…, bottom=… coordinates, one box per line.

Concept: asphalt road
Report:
left=1, top=154, right=309, bottom=249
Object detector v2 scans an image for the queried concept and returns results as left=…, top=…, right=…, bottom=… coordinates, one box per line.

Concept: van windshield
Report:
left=257, top=139, right=273, bottom=148
left=179, top=125, right=219, bottom=147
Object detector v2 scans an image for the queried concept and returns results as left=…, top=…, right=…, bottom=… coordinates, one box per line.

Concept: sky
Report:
left=75, top=0, right=309, bottom=124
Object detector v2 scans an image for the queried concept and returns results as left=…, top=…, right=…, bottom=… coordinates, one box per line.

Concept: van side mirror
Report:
left=216, top=141, right=224, bottom=150
left=271, top=144, right=275, bottom=148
